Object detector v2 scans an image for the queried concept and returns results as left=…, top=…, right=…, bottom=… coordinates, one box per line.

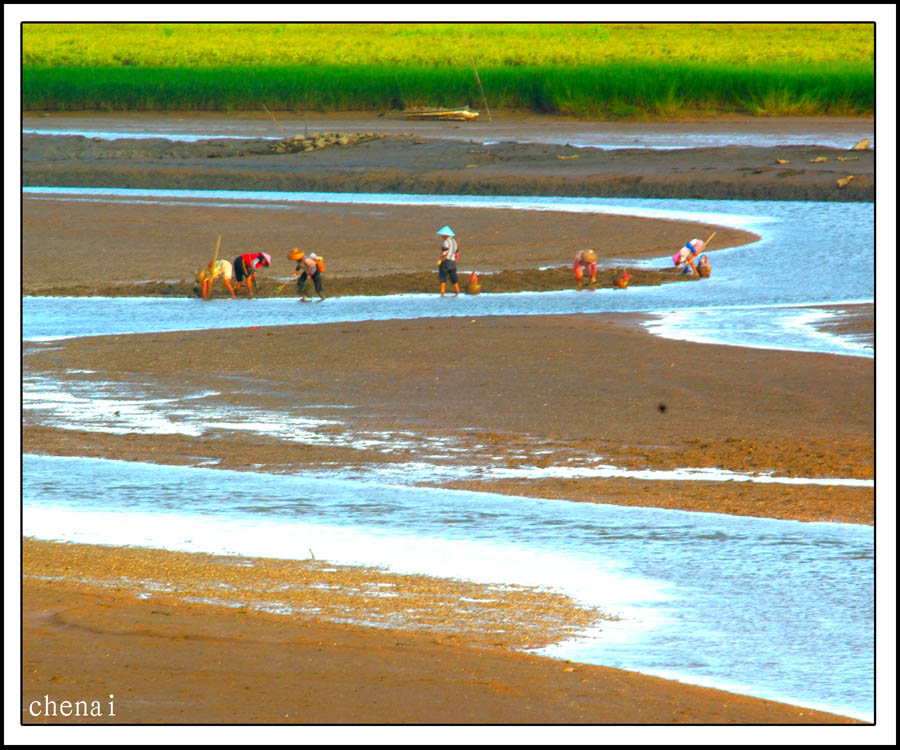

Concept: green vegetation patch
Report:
left=22, top=23, right=874, bottom=117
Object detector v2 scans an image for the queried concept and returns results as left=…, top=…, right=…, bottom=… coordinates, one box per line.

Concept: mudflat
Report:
left=23, top=310, right=874, bottom=525
left=22, top=112, right=872, bottom=297
left=21, top=196, right=758, bottom=297
left=22, top=113, right=874, bottom=202
left=20, top=113, right=875, bottom=728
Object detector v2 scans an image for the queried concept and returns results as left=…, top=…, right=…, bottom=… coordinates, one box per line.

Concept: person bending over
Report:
left=289, top=248, right=326, bottom=302
left=233, top=252, right=271, bottom=296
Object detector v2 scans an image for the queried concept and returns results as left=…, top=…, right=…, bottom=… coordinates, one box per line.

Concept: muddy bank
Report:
left=23, top=132, right=873, bottom=202
left=23, top=110, right=875, bottom=143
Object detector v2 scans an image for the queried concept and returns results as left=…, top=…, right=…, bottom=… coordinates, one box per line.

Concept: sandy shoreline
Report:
left=18, top=115, right=877, bottom=728
left=20, top=538, right=862, bottom=726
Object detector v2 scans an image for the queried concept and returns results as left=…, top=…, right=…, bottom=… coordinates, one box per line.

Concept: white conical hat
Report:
left=436, top=225, right=455, bottom=237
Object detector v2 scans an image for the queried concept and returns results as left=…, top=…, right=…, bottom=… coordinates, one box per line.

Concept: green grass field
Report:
left=22, top=23, right=874, bottom=117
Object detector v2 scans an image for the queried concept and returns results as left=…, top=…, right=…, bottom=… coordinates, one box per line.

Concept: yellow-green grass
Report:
left=22, top=23, right=874, bottom=117
left=23, top=23, right=875, bottom=67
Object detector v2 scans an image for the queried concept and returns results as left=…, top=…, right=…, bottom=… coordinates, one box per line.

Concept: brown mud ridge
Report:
left=23, top=132, right=873, bottom=202
left=25, top=266, right=691, bottom=299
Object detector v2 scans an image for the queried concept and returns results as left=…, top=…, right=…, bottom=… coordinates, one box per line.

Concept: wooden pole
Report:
left=463, top=29, right=492, bottom=123
left=209, top=235, right=222, bottom=272
left=263, top=103, right=287, bottom=138
left=686, top=232, right=716, bottom=277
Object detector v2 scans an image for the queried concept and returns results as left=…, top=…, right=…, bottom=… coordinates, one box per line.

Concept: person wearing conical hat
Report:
left=436, top=225, right=460, bottom=297
left=574, top=249, right=597, bottom=289
left=289, top=247, right=326, bottom=302
left=232, top=251, right=271, bottom=296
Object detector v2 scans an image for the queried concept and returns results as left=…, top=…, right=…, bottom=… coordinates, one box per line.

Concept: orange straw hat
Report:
left=287, top=248, right=304, bottom=261
left=582, top=250, right=597, bottom=264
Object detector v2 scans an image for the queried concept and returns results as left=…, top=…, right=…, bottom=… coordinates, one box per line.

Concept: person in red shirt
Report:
left=232, top=252, right=271, bottom=296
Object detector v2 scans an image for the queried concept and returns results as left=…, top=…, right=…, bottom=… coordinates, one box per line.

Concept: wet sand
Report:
left=19, top=114, right=876, bottom=727
left=21, top=113, right=873, bottom=297
left=21, top=539, right=862, bottom=726
left=20, top=312, right=875, bottom=728
left=23, top=110, right=875, bottom=144
left=22, top=311, right=874, bottom=524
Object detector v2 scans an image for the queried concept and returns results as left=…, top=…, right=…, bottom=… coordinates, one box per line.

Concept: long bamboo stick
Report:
left=263, top=103, right=288, bottom=138
left=208, top=234, right=222, bottom=273
left=462, top=29, right=492, bottom=123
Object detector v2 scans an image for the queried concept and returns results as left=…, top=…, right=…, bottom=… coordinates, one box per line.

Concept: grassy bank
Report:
left=22, top=23, right=874, bottom=117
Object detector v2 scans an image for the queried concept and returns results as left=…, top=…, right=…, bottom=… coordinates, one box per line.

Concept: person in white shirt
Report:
left=436, top=225, right=460, bottom=297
